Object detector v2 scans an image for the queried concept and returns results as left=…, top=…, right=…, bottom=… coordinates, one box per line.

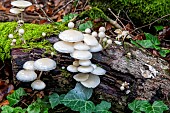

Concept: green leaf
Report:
left=159, top=49, right=170, bottom=57
left=136, top=40, right=154, bottom=48
left=7, top=88, right=27, bottom=106
left=140, top=101, right=169, bottom=113
left=154, top=26, right=164, bottom=31
left=95, top=101, right=112, bottom=113
left=144, top=33, right=160, bottom=45
left=128, top=100, right=148, bottom=113
left=62, top=13, right=78, bottom=22
left=1, top=105, right=14, bottom=113
left=49, top=93, right=60, bottom=109
left=27, top=102, right=41, bottom=113
left=13, top=107, right=26, bottom=113
left=79, top=21, right=93, bottom=31
left=61, top=83, right=95, bottom=112
left=130, top=39, right=142, bottom=48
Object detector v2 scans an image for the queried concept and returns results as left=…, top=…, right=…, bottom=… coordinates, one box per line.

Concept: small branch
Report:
left=108, top=8, right=125, bottom=29
left=131, top=14, right=170, bottom=33
left=53, top=0, right=74, bottom=16
left=34, top=0, right=54, bottom=22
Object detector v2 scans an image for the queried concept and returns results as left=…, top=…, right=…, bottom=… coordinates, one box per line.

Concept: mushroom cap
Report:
left=31, top=80, right=46, bottom=90
left=73, top=60, right=79, bottom=67
left=34, top=58, right=56, bottom=71
left=83, top=34, right=98, bottom=46
left=73, top=42, right=90, bottom=51
left=16, top=70, right=37, bottom=82
left=11, top=1, right=32, bottom=8
left=73, top=73, right=89, bottom=82
left=70, top=50, right=92, bottom=60
left=10, top=8, right=21, bottom=14
left=77, top=66, right=94, bottom=73
left=89, top=44, right=103, bottom=52
left=53, top=41, right=74, bottom=53
left=81, top=74, right=100, bottom=88
left=91, top=67, right=106, bottom=75
left=59, top=29, right=84, bottom=42
left=23, top=61, right=35, bottom=70
left=67, top=65, right=78, bottom=72
left=79, top=60, right=91, bottom=66
left=91, top=64, right=97, bottom=69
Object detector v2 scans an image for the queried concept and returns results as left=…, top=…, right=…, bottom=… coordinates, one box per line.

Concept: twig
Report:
left=0, top=64, right=5, bottom=71
left=34, top=0, right=54, bottom=22
left=131, top=14, right=170, bottom=33
left=123, top=10, right=136, bottom=28
left=53, top=0, right=74, bottom=16
left=108, top=8, right=125, bottom=29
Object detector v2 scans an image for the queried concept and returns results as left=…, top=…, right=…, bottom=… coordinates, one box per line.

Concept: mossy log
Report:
left=11, top=37, right=170, bottom=113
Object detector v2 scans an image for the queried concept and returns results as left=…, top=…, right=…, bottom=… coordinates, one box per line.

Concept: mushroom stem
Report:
left=21, top=12, right=23, bottom=21
left=37, top=71, right=43, bottom=79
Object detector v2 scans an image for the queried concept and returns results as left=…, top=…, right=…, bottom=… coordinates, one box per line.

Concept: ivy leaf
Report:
left=79, top=21, right=93, bottom=31
left=128, top=100, right=148, bottom=113
left=159, top=49, right=170, bottom=57
left=7, top=88, right=27, bottom=106
left=62, top=13, right=78, bottom=22
left=13, top=107, right=26, bottom=113
left=154, top=26, right=164, bottom=31
left=136, top=40, right=154, bottom=48
left=61, top=83, right=95, bottom=112
left=1, top=105, right=14, bottom=113
left=140, top=101, right=169, bottom=113
left=95, top=101, right=112, bottom=113
left=27, top=101, right=41, bottom=113
left=145, top=33, right=160, bottom=45
left=49, top=93, right=60, bottom=109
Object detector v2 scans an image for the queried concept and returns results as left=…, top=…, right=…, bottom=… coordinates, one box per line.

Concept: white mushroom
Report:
left=53, top=41, right=74, bottom=53
left=99, top=27, right=106, bottom=32
left=8, top=34, right=14, bottom=39
left=68, top=22, right=75, bottom=29
left=34, top=58, right=56, bottom=71
left=11, top=0, right=32, bottom=8
left=73, top=60, right=79, bottom=67
left=98, top=32, right=105, bottom=43
left=31, top=80, right=46, bottom=90
left=23, top=61, right=35, bottom=70
left=10, top=8, right=22, bottom=14
left=59, top=29, right=84, bottom=42
left=73, top=73, right=89, bottom=82
left=19, top=29, right=24, bottom=35
left=73, top=42, right=90, bottom=51
left=89, top=44, right=103, bottom=52
left=34, top=58, right=56, bottom=79
left=85, top=28, right=91, bottom=34
left=16, top=70, right=37, bottom=82
left=91, top=67, right=106, bottom=75
left=91, top=31, right=98, bottom=37
left=79, top=60, right=91, bottom=66
left=77, top=66, right=94, bottom=73
left=70, top=50, right=92, bottom=60
left=81, top=74, right=100, bottom=88
left=91, top=64, right=97, bottom=69
left=67, top=65, right=78, bottom=72
left=83, top=34, right=99, bottom=46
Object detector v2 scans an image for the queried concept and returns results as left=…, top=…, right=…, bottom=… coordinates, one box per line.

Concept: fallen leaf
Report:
left=0, top=100, right=9, bottom=107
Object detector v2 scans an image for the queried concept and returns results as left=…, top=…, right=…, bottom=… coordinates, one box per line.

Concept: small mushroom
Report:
left=77, top=66, right=94, bottom=73
left=59, top=29, right=84, bottom=42
left=53, top=41, right=74, bottom=53
left=89, top=44, right=103, bottom=52
left=34, top=58, right=56, bottom=79
left=91, top=67, right=106, bottom=75
left=23, top=61, right=35, bottom=70
left=16, top=70, right=37, bottom=82
left=68, top=22, right=75, bottom=29
left=11, top=0, right=32, bottom=8
left=67, top=65, right=78, bottom=72
left=73, top=42, right=90, bottom=51
left=79, top=60, right=91, bottom=66
left=85, top=28, right=91, bottom=34
left=99, top=27, right=106, bottom=32
left=91, top=31, right=98, bottom=37
left=83, top=34, right=99, bottom=46
left=73, top=73, right=89, bottom=82
left=73, top=60, right=79, bottom=67
left=98, top=32, right=105, bottom=43
left=81, top=74, right=100, bottom=88
left=70, top=50, right=92, bottom=60
left=31, top=80, right=46, bottom=90
left=10, top=8, right=22, bottom=14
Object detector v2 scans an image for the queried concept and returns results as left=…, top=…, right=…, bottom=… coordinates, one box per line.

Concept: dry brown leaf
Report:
left=0, top=100, right=9, bottom=107
left=0, top=2, right=6, bottom=11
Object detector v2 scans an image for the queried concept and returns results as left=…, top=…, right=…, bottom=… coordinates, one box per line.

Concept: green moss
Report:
left=90, top=0, right=170, bottom=25
left=60, top=69, right=71, bottom=78
left=0, top=22, right=68, bottom=61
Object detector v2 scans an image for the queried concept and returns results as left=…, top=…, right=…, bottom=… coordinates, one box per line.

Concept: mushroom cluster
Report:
left=53, top=22, right=106, bottom=88
left=16, top=58, right=56, bottom=90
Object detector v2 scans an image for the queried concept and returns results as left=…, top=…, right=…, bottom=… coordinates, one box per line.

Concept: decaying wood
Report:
left=11, top=37, right=170, bottom=112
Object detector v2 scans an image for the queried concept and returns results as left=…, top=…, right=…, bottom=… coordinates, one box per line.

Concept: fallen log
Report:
left=11, top=37, right=170, bottom=112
